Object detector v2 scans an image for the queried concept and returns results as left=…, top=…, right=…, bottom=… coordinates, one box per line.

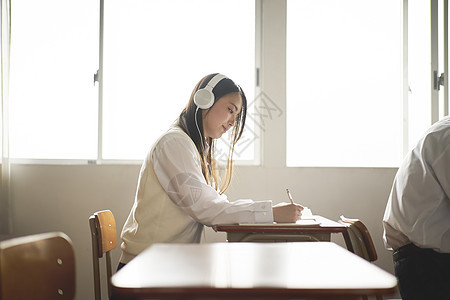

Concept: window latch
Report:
left=94, top=70, right=99, bottom=85
left=433, top=71, right=445, bottom=90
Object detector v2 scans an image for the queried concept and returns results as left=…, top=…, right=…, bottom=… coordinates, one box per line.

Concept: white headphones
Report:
left=193, top=74, right=227, bottom=109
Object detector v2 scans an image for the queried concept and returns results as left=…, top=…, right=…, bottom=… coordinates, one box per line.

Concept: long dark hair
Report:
left=177, top=73, right=247, bottom=193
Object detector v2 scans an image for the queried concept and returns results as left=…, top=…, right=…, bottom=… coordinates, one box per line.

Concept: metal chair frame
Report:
left=89, top=209, right=117, bottom=300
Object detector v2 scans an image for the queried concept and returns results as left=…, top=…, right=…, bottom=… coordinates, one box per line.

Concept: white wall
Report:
left=8, top=163, right=398, bottom=300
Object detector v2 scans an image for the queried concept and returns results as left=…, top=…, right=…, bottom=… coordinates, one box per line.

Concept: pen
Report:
left=286, top=189, right=305, bottom=209
left=286, top=189, right=294, bottom=204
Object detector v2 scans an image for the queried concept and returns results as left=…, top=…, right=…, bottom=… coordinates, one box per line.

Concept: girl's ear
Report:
left=201, top=107, right=211, bottom=118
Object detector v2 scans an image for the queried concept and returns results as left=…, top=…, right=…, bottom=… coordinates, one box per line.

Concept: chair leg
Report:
left=92, top=256, right=101, bottom=300
left=90, top=218, right=101, bottom=300
left=342, top=229, right=355, bottom=253
left=106, top=251, right=113, bottom=299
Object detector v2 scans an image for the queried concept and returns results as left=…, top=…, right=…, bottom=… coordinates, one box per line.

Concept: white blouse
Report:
left=152, top=126, right=273, bottom=225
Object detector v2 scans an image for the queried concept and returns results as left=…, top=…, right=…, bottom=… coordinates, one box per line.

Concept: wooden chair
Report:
left=89, top=209, right=117, bottom=300
left=338, top=215, right=377, bottom=262
left=0, top=232, right=75, bottom=300
left=338, top=216, right=384, bottom=300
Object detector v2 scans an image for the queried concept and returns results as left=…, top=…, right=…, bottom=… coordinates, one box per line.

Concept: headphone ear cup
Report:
left=194, top=89, right=214, bottom=109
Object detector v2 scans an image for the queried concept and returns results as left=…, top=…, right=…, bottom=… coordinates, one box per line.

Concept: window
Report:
left=9, top=0, right=256, bottom=162
left=102, top=0, right=256, bottom=161
left=286, top=0, right=403, bottom=167
left=10, top=0, right=98, bottom=159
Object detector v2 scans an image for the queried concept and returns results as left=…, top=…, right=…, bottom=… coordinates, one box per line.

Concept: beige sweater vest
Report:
left=119, top=128, right=204, bottom=264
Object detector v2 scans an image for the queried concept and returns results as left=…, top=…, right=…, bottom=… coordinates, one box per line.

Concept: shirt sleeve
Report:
left=152, top=132, right=273, bottom=226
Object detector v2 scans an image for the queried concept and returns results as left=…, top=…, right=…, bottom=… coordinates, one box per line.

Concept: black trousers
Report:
left=394, top=243, right=450, bottom=300
left=117, top=262, right=126, bottom=272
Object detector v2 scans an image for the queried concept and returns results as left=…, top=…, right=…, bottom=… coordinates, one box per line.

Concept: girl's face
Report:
left=202, top=92, right=242, bottom=139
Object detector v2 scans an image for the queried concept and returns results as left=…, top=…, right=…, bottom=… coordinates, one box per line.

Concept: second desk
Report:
left=213, top=215, right=346, bottom=242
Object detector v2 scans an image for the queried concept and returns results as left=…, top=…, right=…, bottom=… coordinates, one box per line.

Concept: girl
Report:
left=118, top=73, right=303, bottom=267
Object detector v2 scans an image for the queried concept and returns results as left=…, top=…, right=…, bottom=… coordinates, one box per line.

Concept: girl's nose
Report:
left=228, top=118, right=236, bottom=127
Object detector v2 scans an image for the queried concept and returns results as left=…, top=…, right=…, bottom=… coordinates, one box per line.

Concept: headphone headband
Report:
left=204, top=74, right=226, bottom=91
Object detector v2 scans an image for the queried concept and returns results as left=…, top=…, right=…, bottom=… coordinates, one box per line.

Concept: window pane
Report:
left=9, top=0, right=98, bottom=159
left=103, top=0, right=255, bottom=161
left=408, top=0, right=432, bottom=149
left=286, top=0, right=403, bottom=167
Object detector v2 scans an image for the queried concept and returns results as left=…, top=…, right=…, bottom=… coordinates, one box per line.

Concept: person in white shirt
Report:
left=383, top=116, right=450, bottom=300
left=118, top=73, right=303, bottom=269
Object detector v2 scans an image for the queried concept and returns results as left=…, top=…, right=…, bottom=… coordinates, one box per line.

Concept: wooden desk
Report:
left=213, top=215, right=346, bottom=242
left=111, top=242, right=397, bottom=300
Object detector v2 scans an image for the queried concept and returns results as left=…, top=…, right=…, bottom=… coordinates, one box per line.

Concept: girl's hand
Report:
left=272, top=202, right=303, bottom=223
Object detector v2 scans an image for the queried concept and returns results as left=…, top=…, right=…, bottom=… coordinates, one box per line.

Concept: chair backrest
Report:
left=0, top=232, right=75, bottom=300
left=89, top=209, right=117, bottom=300
left=338, top=215, right=378, bottom=262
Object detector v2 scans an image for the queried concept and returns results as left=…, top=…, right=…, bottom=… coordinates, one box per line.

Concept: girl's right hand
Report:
left=272, top=202, right=303, bottom=223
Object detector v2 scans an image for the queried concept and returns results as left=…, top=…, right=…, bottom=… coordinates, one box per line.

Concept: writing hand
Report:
left=272, top=202, right=304, bottom=223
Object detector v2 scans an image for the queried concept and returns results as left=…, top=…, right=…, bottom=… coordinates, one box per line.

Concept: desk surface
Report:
left=214, top=215, right=346, bottom=234
left=111, top=242, right=397, bottom=299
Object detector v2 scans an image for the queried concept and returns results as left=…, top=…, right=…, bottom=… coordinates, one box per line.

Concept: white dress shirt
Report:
left=383, top=117, right=450, bottom=253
